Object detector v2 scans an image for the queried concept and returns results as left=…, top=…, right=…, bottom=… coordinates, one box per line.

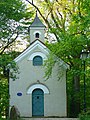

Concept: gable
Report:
left=14, top=40, right=69, bottom=70
left=14, top=40, right=49, bottom=63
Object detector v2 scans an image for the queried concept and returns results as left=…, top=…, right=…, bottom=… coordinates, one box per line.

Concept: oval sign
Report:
left=17, top=92, right=22, bottom=96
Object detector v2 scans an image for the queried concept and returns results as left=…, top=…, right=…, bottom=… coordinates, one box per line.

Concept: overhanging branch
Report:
left=0, top=32, right=19, bottom=55
left=25, top=0, right=51, bottom=28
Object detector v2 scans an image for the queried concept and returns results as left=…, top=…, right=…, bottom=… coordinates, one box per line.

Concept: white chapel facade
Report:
left=9, top=13, right=69, bottom=117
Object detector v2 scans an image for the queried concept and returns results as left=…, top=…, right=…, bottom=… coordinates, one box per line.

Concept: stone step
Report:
left=22, top=118, right=78, bottom=120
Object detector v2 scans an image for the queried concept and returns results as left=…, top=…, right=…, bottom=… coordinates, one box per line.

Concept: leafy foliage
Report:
left=26, top=0, right=90, bottom=117
left=0, top=52, right=19, bottom=118
left=0, top=0, right=33, bottom=55
left=0, top=0, right=33, bottom=118
left=0, top=78, right=9, bottom=118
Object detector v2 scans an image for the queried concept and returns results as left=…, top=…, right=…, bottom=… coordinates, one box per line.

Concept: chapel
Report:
left=9, top=13, right=69, bottom=118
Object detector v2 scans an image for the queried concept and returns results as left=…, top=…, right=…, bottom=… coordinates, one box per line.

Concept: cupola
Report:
left=29, top=12, right=46, bottom=44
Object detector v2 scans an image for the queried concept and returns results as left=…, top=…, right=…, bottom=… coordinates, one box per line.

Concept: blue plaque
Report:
left=17, top=92, right=22, bottom=96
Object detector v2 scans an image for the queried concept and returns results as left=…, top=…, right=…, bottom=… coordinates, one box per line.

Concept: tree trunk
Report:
left=70, top=74, right=80, bottom=117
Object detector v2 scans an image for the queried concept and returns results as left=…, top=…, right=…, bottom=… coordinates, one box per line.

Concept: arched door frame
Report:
left=27, top=84, right=50, bottom=94
left=27, top=84, right=49, bottom=116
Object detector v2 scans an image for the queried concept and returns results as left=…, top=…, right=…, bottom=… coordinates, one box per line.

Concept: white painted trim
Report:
left=14, top=40, right=49, bottom=62
left=14, top=40, right=69, bottom=69
left=27, top=84, right=50, bottom=94
left=33, top=31, right=41, bottom=35
left=28, top=52, right=47, bottom=60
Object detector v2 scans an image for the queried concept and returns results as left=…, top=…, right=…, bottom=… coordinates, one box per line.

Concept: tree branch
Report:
left=46, top=10, right=52, bottom=20
left=0, top=32, right=19, bottom=55
left=25, top=0, right=62, bottom=41
left=57, top=8, right=63, bottom=20
left=25, top=0, right=51, bottom=28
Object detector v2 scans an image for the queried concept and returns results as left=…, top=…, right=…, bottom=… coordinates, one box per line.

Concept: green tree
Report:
left=0, top=0, right=33, bottom=118
left=0, top=0, right=33, bottom=54
left=26, top=0, right=90, bottom=117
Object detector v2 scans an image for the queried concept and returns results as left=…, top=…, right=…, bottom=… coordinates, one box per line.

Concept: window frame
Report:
left=35, top=33, right=39, bottom=38
left=33, top=56, right=43, bottom=66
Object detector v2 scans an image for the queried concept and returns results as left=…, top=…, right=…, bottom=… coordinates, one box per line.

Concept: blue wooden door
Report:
left=32, top=89, right=44, bottom=116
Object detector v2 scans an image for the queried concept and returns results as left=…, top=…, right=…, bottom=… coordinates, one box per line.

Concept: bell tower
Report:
left=29, top=12, right=46, bottom=44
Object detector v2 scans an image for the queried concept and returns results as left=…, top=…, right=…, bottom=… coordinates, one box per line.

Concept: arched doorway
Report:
left=32, top=89, right=44, bottom=116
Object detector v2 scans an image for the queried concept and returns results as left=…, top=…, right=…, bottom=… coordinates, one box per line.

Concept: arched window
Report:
left=35, top=33, right=39, bottom=38
left=33, top=56, right=43, bottom=66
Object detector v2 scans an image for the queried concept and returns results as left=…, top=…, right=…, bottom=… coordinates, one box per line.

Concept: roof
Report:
left=14, top=40, right=49, bottom=62
left=14, top=39, right=69, bottom=70
left=30, top=13, right=45, bottom=27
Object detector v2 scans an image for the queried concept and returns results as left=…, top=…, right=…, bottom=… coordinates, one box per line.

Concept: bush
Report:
left=79, top=110, right=90, bottom=120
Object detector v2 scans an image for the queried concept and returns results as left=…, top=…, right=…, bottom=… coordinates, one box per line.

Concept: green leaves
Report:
left=44, top=52, right=55, bottom=79
left=0, top=53, right=19, bottom=118
left=39, top=0, right=90, bottom=116
left=0, top=0, right=25, bottom=21
left=0, top=78, right=9, bottom=118
left=0, top=0, right=33, bottom=45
